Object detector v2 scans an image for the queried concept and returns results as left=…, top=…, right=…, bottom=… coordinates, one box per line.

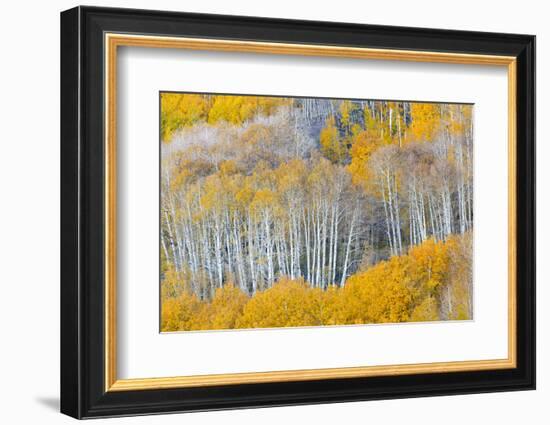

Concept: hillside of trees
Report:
left=160, top=93, right=474, bottom=331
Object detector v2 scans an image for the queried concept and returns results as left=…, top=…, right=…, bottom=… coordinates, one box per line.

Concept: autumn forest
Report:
left=160, top=92, right=474, bottom=332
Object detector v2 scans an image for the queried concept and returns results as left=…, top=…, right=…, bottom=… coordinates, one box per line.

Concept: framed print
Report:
left=60, top=6, right=535, bottom=419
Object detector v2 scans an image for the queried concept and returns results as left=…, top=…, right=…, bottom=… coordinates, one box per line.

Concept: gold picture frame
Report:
left=104, top=33, right=517, bottom=392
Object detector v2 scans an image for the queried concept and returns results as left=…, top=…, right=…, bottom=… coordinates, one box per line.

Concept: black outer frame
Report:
left=60, top=5, right=535, bottom=419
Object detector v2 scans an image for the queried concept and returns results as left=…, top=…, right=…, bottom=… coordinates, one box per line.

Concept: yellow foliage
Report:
left=441, top=233, right=473, bottom=320
left=208, top=95, right=290, bottom=125
left=340, top=257, right=413, bottom=324
left=250, top=188, right=278, bottom=217
left=237, top=278, right=328, bottom=328
left=347, top=130, right=384, bottom=192
left=202, top=285, right=249, bottom=330
left=219, top=160, right=239, bottom=176
left=160, top=93, right=211, bottom=142
left=161, top=265, right=189, bottom=299
left=340, top=100, right=357, bottom=132
left=407, top=103, right=441, bottom=143
left=161, top=236, right=472, bottom=331
left=320, top=116, right=346, bottom=163
left=408, top=238, right=450, bottom=293
left=161, top=292, right=204, bottom=332
left=410, top=296, right=439, bottom=322
left=161, top=93, right=291, bottom=142
left=275, top=159, right=308, bottom=193
left=199, top=174, right=224, bottom=212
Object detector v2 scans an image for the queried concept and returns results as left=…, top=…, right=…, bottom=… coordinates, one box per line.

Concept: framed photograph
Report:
left=60, top=6, right=535, bottom=419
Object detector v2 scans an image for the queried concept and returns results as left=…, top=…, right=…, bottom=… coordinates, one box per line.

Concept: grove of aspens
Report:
left=160, top=93, right=473, bottom=331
